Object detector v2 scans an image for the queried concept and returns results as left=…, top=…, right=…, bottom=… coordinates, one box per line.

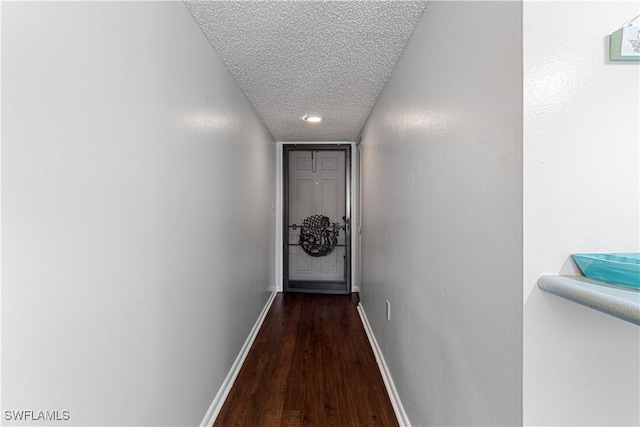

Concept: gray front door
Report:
left=284, top=146, right=350, bottom=293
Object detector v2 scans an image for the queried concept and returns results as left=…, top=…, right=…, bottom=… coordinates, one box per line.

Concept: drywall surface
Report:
left=1, top=2, right=275, bottom=426
left=359, top=2, right=523, bottom=425
left=523, top=2, right=640, bottom=425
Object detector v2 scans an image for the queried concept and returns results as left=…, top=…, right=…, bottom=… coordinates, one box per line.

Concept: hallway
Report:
left=214, top=293, right=397, bottom=426
left=2, top=1, right=639, bottom=426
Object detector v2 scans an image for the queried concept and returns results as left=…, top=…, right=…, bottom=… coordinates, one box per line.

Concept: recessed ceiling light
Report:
left=302, top=114, right=322, bottom=123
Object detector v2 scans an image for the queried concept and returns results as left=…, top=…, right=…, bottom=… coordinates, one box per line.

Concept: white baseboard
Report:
left=200, top=290, right=278, bottom=427
left=357, top=302, right=411, bottom=427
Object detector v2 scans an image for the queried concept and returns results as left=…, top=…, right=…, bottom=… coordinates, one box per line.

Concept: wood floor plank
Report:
left=213, top=293, right=398, bottom=427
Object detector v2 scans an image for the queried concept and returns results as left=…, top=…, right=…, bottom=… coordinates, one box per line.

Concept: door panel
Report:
left=296, top=179, right=313, bottom=221
left=321, top=179, right=337, bottom=219
left=285, top=147, right=350, bottom=293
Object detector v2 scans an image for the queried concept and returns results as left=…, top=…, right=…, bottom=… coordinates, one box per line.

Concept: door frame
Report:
left=281, top=143, right=353, bottom=294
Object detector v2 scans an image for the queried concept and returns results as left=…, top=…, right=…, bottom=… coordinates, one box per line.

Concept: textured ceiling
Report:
left=184, top=1, right=427, bottom=141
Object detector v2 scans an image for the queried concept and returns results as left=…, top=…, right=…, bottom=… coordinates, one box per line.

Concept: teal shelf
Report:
left=572, top=253, right=640, bottom=290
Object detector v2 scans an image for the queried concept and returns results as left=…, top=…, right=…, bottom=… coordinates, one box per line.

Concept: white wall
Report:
left=523, top=2, right=640, bottom=425
left=359, top=2, right=523, bottom=425
left=1, top=2, right=275, bottom=426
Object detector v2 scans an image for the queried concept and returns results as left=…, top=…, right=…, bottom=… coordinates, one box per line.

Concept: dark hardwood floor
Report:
left=213, top=292, right=399, bottom=427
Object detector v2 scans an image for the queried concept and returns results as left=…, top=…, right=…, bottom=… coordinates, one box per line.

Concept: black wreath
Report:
left=298, top=215, right=339, bottom=257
